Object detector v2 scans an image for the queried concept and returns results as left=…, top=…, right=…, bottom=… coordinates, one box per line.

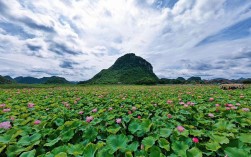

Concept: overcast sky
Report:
left=0, top=0, right=251, bottom=81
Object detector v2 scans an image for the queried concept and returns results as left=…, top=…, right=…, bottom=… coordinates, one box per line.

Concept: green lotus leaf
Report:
left=128, top=120, right=142, bottom=134
left=82, top=143, right=100, bottom=157
left=51, top=145, right=68, bottom=155
left=189, top=130, right=203, bottom=137
left=127, top=141, right=139, bottom=152
left=83, top=126, right=98, bottom=142
left=0, top=134, right=13, bottom=144
left=149, top=146, right=161, bottom=157
left=17, top=133, right=41, bottom=146
left=213, top=119, right=235, bottom=131
left=210, top=134, right=229, bottom=144
left=159, top=128, right=172, bottom=138
left=205, top=141, right=221, bottom=151
left=171, top=141, right=189, bottom=157
left=179, top=110, right=191, bottom=115
left=55, top=152, right=67, bottom=157
left=6, top=145, right=25, bottom=157
left=97, top=146, right=114, bottom=157
left=20, top=149, right=36, bottom=157
left=239, top=133, right=251, bottom=144
left=140, top=119, right=153, bottom=133
left=142, top=136, right=156, bottom=151
left=67, top=144, right=84, bottom=156
left=158, top=138, right=170, bottom=151
left=106, top=134, right=128, bottom=154
left=123, top=116, right=131, bottom=123
left=106, top=115, right=115, bottom=120
left=91, top=118, right=102, bottom=125
left=44, top=137, right=61, bottom=147
left=187, top=147, right=202, bottom=157
left=20, top=118, right=33, bottom=125
left=54, top=118, right=64, bottom=126
left=224, top=147, right=249, bottom=157
left=106, top=125, right=121, bottom=134
left=60, top=129, right=74, bottom=142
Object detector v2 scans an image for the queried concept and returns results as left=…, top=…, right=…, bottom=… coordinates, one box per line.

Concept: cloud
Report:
left=196, top=17, right=251, bottom=46
left=59, top=60, right=79, bottom=69
left=0, top=0, right=251, bottom=81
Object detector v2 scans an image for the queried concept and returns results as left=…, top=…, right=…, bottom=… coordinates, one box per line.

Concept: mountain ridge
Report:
left=80, top=53, right=159, bottom=84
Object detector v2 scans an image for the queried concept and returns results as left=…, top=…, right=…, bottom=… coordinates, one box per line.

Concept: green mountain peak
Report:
left=83, top=53, right=158, bottom=84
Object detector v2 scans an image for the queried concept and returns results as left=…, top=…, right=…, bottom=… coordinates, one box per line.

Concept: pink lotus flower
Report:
left=128, top=110, right=132, bottom=114
left=28, top=103, right=35, bottom=108
left=34, top=120, right=41, bottom=125
left=177, top=126, right=185, bottom=132
left=179, top=102, right=185, bottom=105
left=209, top=98, right=214, bottom=101
left=3, top=108, right=11, bottom=112
left=215, top=104, right=220, bottom=107
left=167, top=100, right=173, bottom=104
left=0, top=104, right=6, bottom=108
left=132, top=106, right=137, bottom=111
left=138, top=116, right=141, bottom=119
left=242, top=108, right=250, bottom=112
left=79, top=111, right=84, bottom=115
left=184, top=104, right=189, bottom=108
left=116, top=118, right=122, bottom=124
left=167, top=114, right=172, bottom=118
left=0, top=121, right=11, bottom=129
left=92, top=108, right=97, bottom=113
left=226, top=104, right=233, bottom=107
left=10, top=116, right=15, bottom=121
left=208, top=113, right=214, bottom=118
left=190, top=102, right=195, bottom=106
left=192, top=137, right=199, bottom=143
left=240, top=95, right=244, bottom=98
left=108, top=107, right=113, bottom=111
left=231, top=106, right=237, bottom=110
left=76, top=98, right=81, bottom=101
left=236, top=103, right=240, bottom=106
left=187, top=102, right=191, bottom=105
left=86, top=116, right=93, bottom=123
left=226, top=107, right=231, bottom=110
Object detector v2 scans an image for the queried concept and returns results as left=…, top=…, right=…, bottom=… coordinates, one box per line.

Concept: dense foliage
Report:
left=0, top=85, right=250, bottom=156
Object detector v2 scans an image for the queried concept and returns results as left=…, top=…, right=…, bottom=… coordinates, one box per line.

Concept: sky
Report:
left=0, top=0, right=251, bottom=81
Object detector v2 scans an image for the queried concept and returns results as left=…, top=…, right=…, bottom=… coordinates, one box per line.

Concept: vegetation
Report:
left=0, top=85, right=250, bottom=156
left=44, top=76, right=69, bottom=84
left=0, top=76, right=14, bottom=84
left=81, top=53, right=158, bottom=84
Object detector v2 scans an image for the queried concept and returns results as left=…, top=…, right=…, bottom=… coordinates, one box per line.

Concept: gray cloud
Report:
left=49, top=43, right=82, bottom=55
left=60, top=60, right=79, bottom=69
left=27, top=44, right=42, bottom=51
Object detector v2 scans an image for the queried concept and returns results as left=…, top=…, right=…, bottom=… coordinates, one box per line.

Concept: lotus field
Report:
left=0, top=85, right=250, bottom=157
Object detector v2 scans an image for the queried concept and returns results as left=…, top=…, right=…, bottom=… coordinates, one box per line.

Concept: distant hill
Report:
left=0, top=75, right=14, bottom=84
left=44, top=76, right=69, bottom=84
left=80, top=53, right=158, bottom=84
left=14, top=76, right=70, bottom=84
